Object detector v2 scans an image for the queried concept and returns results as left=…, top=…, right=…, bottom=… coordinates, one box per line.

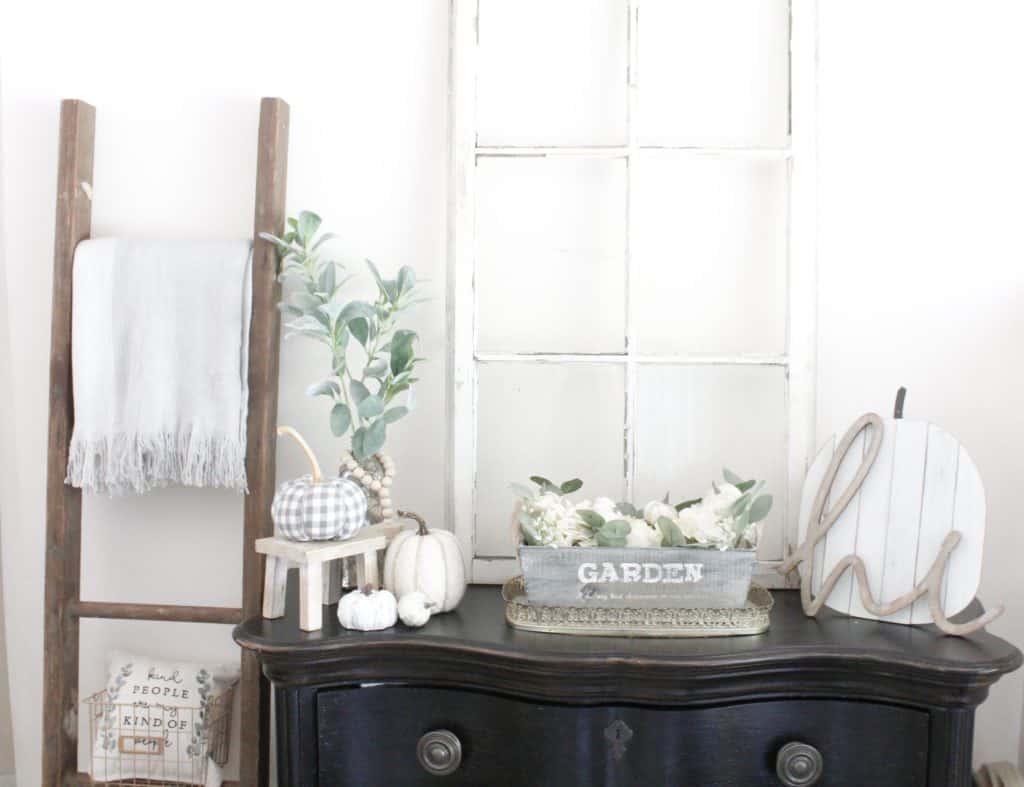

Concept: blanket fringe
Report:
left=66, top=431, right=248, bottom=495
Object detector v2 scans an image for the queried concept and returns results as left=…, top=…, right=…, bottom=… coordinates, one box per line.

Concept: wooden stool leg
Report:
left=262, top=556, right=289, bottom=619
left=323, top=560, right=343, bottom=605
left=299, top=562, right=324, bottom=631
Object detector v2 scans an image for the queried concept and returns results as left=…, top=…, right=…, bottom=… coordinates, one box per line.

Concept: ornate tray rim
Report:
left=502, top=576, right=773, bottom=638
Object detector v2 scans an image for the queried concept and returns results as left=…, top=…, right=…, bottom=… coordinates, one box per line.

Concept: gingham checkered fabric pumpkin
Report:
left=272, top=426, right=369, bottom=542
left=272, top=474, right=368, bottom=541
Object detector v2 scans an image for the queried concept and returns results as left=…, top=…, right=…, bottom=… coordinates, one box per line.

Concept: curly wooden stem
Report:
left=398, top=510, right=428, bottom=536
left=276, top=425, right=322, bottom=482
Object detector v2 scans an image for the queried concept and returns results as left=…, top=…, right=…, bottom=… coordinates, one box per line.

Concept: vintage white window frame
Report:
left=448, top=0, right=819, bottom=586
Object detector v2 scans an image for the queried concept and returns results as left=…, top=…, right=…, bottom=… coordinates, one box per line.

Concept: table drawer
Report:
left=317, top=686, right=928, bottom=786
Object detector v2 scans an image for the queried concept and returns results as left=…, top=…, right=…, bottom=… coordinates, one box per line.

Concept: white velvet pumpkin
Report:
left=384, top=513, right=466, bottom=613
left=337, top=587, right=397, bottom=631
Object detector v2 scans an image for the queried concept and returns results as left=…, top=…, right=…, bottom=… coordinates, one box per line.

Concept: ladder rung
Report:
left=70, top=600, right=243, bottom=625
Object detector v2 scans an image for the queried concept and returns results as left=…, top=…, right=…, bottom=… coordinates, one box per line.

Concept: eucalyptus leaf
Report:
left=349, top=317, right=369, bottom=347
left=657, top=516, right=687, bottom=547
left=291, top=292, right=323, bottom=312
left=559, top=478, right=583, bottom=494
left=748, top=494, right=773, bottom=523
left=351, top=427, right=367, bottom=461
left=298, top=211, right=322, bottom=245
left=350, top=380, right=370, bottom=405
left=509, top=482, right=535, bottom=500
left=305, top=379, right=339, bottom=398
left=397, top=265, right=416, bottom=294
left=365, top=358, right=389, bottom=378
left=723, top=467, right=745, bottom=486
left=337, top=300, right=377, bottom=325
left=596, top=519, right=630, bottom=547
left=363, top=418, right=386, bottom=456
left=365, top=258, right=384, bottom=289
left=576, top=510, right=606, bottom=530
left=389, top=330, right=417, bottom=376
left=381, top=406, right=408, bottom=424
left=330, top=403, right=351, bottom=437
left=318, top=263, right=336, bottom=296
left=520, top=523, right=543, bottom=546
left=736, top=479, right=756, bottom=493
left=675, top=497, right=702, bottom=512
left=358, top=394, right=385, bottom=419
left=615, top=502, right=639, bottom=518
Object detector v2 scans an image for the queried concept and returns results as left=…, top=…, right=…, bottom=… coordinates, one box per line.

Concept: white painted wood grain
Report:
left=800, top=418, right=986, bottom=624
left=946, top=445, right=985, bottom=616
left=449, top=0, right=479, bottom=578
left=909, top=425, right=959, bottom=623
left=848, top=417, right=893, bottom=619
left=878, top=419, right=929, bottom=623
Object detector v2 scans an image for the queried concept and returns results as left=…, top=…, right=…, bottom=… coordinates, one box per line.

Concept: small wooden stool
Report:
left=257, top=522, right=401, bottom=631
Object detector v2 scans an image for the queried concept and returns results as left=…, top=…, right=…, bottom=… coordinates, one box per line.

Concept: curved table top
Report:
left=236, top=585, right=1021, bottom=708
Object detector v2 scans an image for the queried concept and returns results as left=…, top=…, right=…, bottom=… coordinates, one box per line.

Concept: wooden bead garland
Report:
left=340, top=451, right=395, bottom=522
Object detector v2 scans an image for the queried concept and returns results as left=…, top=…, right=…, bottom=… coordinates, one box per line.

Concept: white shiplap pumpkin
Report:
left=383, top=512, right=467, bottom=613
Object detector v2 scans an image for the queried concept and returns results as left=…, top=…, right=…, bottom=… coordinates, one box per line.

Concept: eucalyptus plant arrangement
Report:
left=261, top=211, right=423, bottom=463
left=515, top=469, right=773, bottom=551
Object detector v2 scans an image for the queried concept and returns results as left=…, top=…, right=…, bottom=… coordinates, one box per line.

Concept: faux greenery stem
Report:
left=261, top=210, right=423, bottom=463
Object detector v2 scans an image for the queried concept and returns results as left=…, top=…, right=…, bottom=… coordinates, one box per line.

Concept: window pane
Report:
left=637, top=0, right=789, bottom=147
left=476, top=157, right=627, bottom=353
left=476, top=0, right=628, bottom=146
left=630, top=154, right=788, bottom=355
left=475, top=362, right=626, bottom=557
left=633, top=364, right=787, bottom=560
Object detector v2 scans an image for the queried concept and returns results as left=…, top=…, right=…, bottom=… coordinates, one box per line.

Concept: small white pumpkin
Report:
left=337, top=586, right=397, bottom=631
left=384, top=512, right=467, bottom=613
left=398, top=592, right=436, bottom=628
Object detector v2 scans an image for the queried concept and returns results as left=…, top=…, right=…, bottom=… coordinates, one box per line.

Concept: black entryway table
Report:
left=235, top=585, right=1020, bottom=786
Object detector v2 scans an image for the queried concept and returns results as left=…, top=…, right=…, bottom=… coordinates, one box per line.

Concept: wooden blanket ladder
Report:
left=42, top=97, right=288, bottom=786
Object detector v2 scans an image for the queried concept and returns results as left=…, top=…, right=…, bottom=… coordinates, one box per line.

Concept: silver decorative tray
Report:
left=502, top=576, right=772, bottom=638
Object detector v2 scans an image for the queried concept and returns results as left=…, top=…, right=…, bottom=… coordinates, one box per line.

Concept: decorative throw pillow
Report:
left=90, top=651, right=238, bottom=785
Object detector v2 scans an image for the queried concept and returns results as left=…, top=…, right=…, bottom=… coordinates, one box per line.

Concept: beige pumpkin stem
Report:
left=398, top=510, right=429, bottom=537
left=277, top=426, right=322, bottom=482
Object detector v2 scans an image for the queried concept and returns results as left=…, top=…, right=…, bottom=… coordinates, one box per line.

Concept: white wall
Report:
left=2, top=1, right=1023, bottom=783
left=816, top=0, right=1024, bottom=769
left=0, top=1, right=449, bottom=783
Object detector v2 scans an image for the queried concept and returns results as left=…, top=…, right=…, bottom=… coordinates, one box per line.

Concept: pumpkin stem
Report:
left=361, top=584, right=375, bottom=595
left=277, top=426, right=323, bottom=482
left=399, top=510, right=429, bottom=537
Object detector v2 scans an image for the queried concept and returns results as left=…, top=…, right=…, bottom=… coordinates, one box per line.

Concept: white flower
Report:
left=703, top=482, right=742, bottom=516
left=625, top=517, right=664, bottom=548
left=576, top=496, right=620, bottom=524
left=677, top=502, right=737, bottom=550
left=642, top=500, right=677, bottom=526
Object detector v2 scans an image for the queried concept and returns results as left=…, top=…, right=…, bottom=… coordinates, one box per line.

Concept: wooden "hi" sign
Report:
left=780, top=412, right=1002, bottom=636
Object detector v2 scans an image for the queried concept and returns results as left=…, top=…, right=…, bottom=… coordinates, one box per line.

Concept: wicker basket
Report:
left=83, top=683, right=235, bottom=785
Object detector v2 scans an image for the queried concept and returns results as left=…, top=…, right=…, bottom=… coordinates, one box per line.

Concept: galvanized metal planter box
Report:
left=518, top=545, right=757, bottom=609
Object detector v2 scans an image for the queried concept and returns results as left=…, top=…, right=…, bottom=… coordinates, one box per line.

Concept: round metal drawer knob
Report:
left=776, top=741, right=823, bottom=786
left=417, top=729, right=462, bottom=776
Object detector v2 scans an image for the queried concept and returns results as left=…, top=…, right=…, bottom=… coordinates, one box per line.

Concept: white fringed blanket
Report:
left=66, top=238, right=253, bottom=495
